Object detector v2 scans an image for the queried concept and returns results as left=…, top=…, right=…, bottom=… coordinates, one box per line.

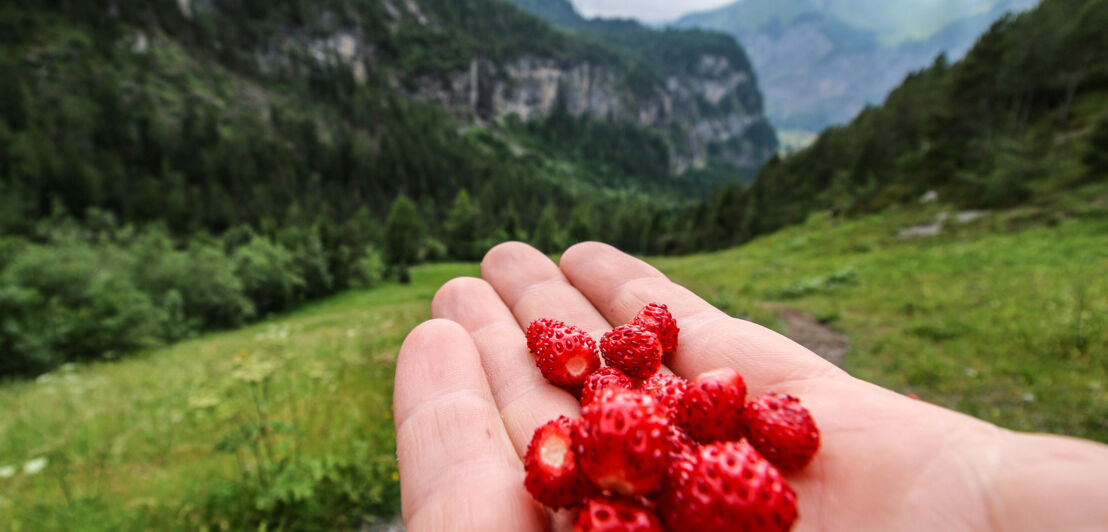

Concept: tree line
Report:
left=688, top=0, right=1108, bottom=250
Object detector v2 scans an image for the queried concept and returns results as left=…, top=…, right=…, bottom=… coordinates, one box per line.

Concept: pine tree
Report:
left=502, top=201, right=527, bottom=242
left=445, top=189, right=479, bottom=260
left=531, top=203, right=562, bottom=254
left=566, top=204, right=594, bottom=245
left=1084, top=118, right=1108, bottom=175
left=384, top=194, right=426, bottom=283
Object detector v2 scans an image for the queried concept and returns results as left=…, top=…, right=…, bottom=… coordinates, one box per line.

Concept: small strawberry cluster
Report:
left=523, top=303, right=820, bottom=532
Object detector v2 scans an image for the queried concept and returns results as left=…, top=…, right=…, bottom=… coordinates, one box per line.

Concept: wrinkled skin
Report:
left=393, top=242, right=1108, bottom=531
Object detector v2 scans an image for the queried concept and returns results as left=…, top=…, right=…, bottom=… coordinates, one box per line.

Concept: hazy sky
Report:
left=571, top=0, right=735, bottom=23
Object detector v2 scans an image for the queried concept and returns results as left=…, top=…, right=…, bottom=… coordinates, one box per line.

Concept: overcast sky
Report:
left=571, top=0, right=736, bottom=23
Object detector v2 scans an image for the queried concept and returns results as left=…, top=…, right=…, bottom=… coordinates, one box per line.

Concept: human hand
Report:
left=393, top=242, right=1108, bottom=531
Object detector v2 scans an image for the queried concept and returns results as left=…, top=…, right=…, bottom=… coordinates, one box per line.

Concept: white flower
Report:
left=23, top=457, right=48, bottom=475
left=0, top=466, right=15, bottom=478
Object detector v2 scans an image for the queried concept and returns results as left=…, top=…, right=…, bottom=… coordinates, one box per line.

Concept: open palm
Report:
left=393, top=242, right=1108, bottom=531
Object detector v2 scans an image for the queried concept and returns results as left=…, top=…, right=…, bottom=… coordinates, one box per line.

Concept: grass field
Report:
left=1, top=191, right=1106, bottom=529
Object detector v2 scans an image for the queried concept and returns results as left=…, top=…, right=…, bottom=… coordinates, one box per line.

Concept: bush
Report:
left=352, top=245, right=386, bottom=288
left=130, top=231, right=255, bottom=329
left=232, top=237, right=305, bottom=315
left=0, top=242, right=161, bottom=374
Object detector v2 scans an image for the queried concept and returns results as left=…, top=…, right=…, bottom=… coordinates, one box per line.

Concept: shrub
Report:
left=0, top=242, right=161, bottom=374
left=232, top=237, right=305, bottom=315
left=352, top=245, right=386, bottom=288
left=130, top=231, right=255, bottom=329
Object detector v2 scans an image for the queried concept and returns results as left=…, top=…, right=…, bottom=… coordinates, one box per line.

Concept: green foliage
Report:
left=764, top=267, right=857, bottom=299
left=531, top=203, right=564, bottom=253
left=384, top=195, right=426, bottom=277
left=693, top=0, right=1108, bottom=249
left=954, top=147, right=1038, bottom=208
left=1085, top=117, right=1108, bottom=175
left=444, top=189, right=481, bottom=261
left=352, top=245, right=387, bottom=289
left=199, top=356, right=398, bottom=529
left=0, top=240, right=161, bottom=374
left=232, top=237, right=306, bottom=315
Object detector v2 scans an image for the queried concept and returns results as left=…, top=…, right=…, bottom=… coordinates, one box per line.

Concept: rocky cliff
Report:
left=409, top=52, right=772, bottom=173
left=676, top=0, right=1036, bottom=136
left=202, top=0, right=776, bottom=178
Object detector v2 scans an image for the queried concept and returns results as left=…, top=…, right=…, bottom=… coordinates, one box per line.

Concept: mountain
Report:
left=675, top=0, right=1037, bottom=139
left=501, top=0, right=777, bottom=173
left=688, top=0, right=1108, bottom=250
left=0, top=0, right=778, bottom=376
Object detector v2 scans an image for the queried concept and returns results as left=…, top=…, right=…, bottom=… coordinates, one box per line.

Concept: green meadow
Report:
left=2, top=194, right=1106, bottom=529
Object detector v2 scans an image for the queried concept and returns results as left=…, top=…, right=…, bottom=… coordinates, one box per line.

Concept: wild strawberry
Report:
left=581, top=367, right=634, bottom=408
left=678, top=368, right=747, bottom=443
left=575, top=389, right=669, bottom=496
left=741, top=394, right=820, bottom=473
left=639, top=373, right=687, bottom=420
left=600, top=324, right=662, bottom=380
left=630, top=303, right=679, bottom=358
left=659, top=441, right=797, bottom=532
left=663, top=423, right=698, bottom=469
left=574, top=496, right=663, bottom=532
left=525, top=318, right=560, bottom=354
left=526, top=319, right=601, bottom=393
left=524, top=416, right=596, bottom=509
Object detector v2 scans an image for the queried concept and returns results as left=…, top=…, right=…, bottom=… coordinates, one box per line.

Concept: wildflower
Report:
left=23, top=457, right=48, bottom=475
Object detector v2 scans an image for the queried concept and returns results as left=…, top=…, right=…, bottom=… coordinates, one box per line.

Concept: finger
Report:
left=432, top=276, right=581, bottom=457
left=480, top=242, right=616, bottom=340
left=393, top=320, right=546, bottom=531
left=559, top=242, right=845, bottom=394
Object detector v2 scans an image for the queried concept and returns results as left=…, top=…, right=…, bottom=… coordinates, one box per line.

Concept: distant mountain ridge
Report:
left=675, top=0, right=1037, bottom=136
left=688, top=0, right=1108, bottom=250
left=501, top=0, right=777, bottom=173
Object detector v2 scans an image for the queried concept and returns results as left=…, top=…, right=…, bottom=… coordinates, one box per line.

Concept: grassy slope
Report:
left=0, top=264, right=477, bottom=530
left=2, top=191, right=1107, bottom=528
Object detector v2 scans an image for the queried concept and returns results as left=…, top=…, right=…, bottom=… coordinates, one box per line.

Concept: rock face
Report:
left=410, top=53, right=773, bottom=173
left=676, top=0, right=1036, bottom=134
left=246, top=0, right=776, bottom=175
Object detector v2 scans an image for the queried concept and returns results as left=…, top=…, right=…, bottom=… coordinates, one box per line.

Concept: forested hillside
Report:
left=690, top=0, right=1108, bottom=250
left=675, top=0, right=1036, bottom=136
left=0, top=0, right=774, bottom=375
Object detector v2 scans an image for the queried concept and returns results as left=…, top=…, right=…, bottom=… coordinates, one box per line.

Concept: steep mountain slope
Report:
left=0, top=0, right=776, bottom=233
left=688, top=0, right=1108, bottom=250
left=502, top=0, right=777, bottom=173
left=675, top=0, right=1036, bottom=135
left=0, top=0, right=780, bottom=376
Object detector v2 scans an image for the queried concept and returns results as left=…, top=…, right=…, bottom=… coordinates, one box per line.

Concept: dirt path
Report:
left=773, top=306, right=849, bottom=368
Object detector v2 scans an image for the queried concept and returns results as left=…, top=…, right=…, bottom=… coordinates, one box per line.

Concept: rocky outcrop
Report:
left=409, top=54, right=775, bottom=173
left=245, top=0, right=776, bottom=174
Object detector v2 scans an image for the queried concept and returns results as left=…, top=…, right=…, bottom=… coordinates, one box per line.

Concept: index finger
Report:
left=559, top=242, right=846, bottom=394
left=394, top=320, right=546, bottom=530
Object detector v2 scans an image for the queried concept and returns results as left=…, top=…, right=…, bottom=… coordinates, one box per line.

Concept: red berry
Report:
left=659, top=441, right=797, bottom=532
left=526, top=318, right=560, bottom=354
left=600, top=325, right=662, bottom=380
left=574, top=496, right=663, bottom=532
left=639, top=373, right=687, bottom=420
left=678, top=368, right=747, bottom=443
left=663, top=423, right=698, bottom=468
left=526, top=319, right=601, bottom=393
left=630, top=303, right=679, bottom=358
left=575, top=389, right=669, bottom=496
left=581, top=367, right=634, bottom=408
left=741, top=394, right=820, bottom=472
left=524, top=416, right=596, bottom=509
